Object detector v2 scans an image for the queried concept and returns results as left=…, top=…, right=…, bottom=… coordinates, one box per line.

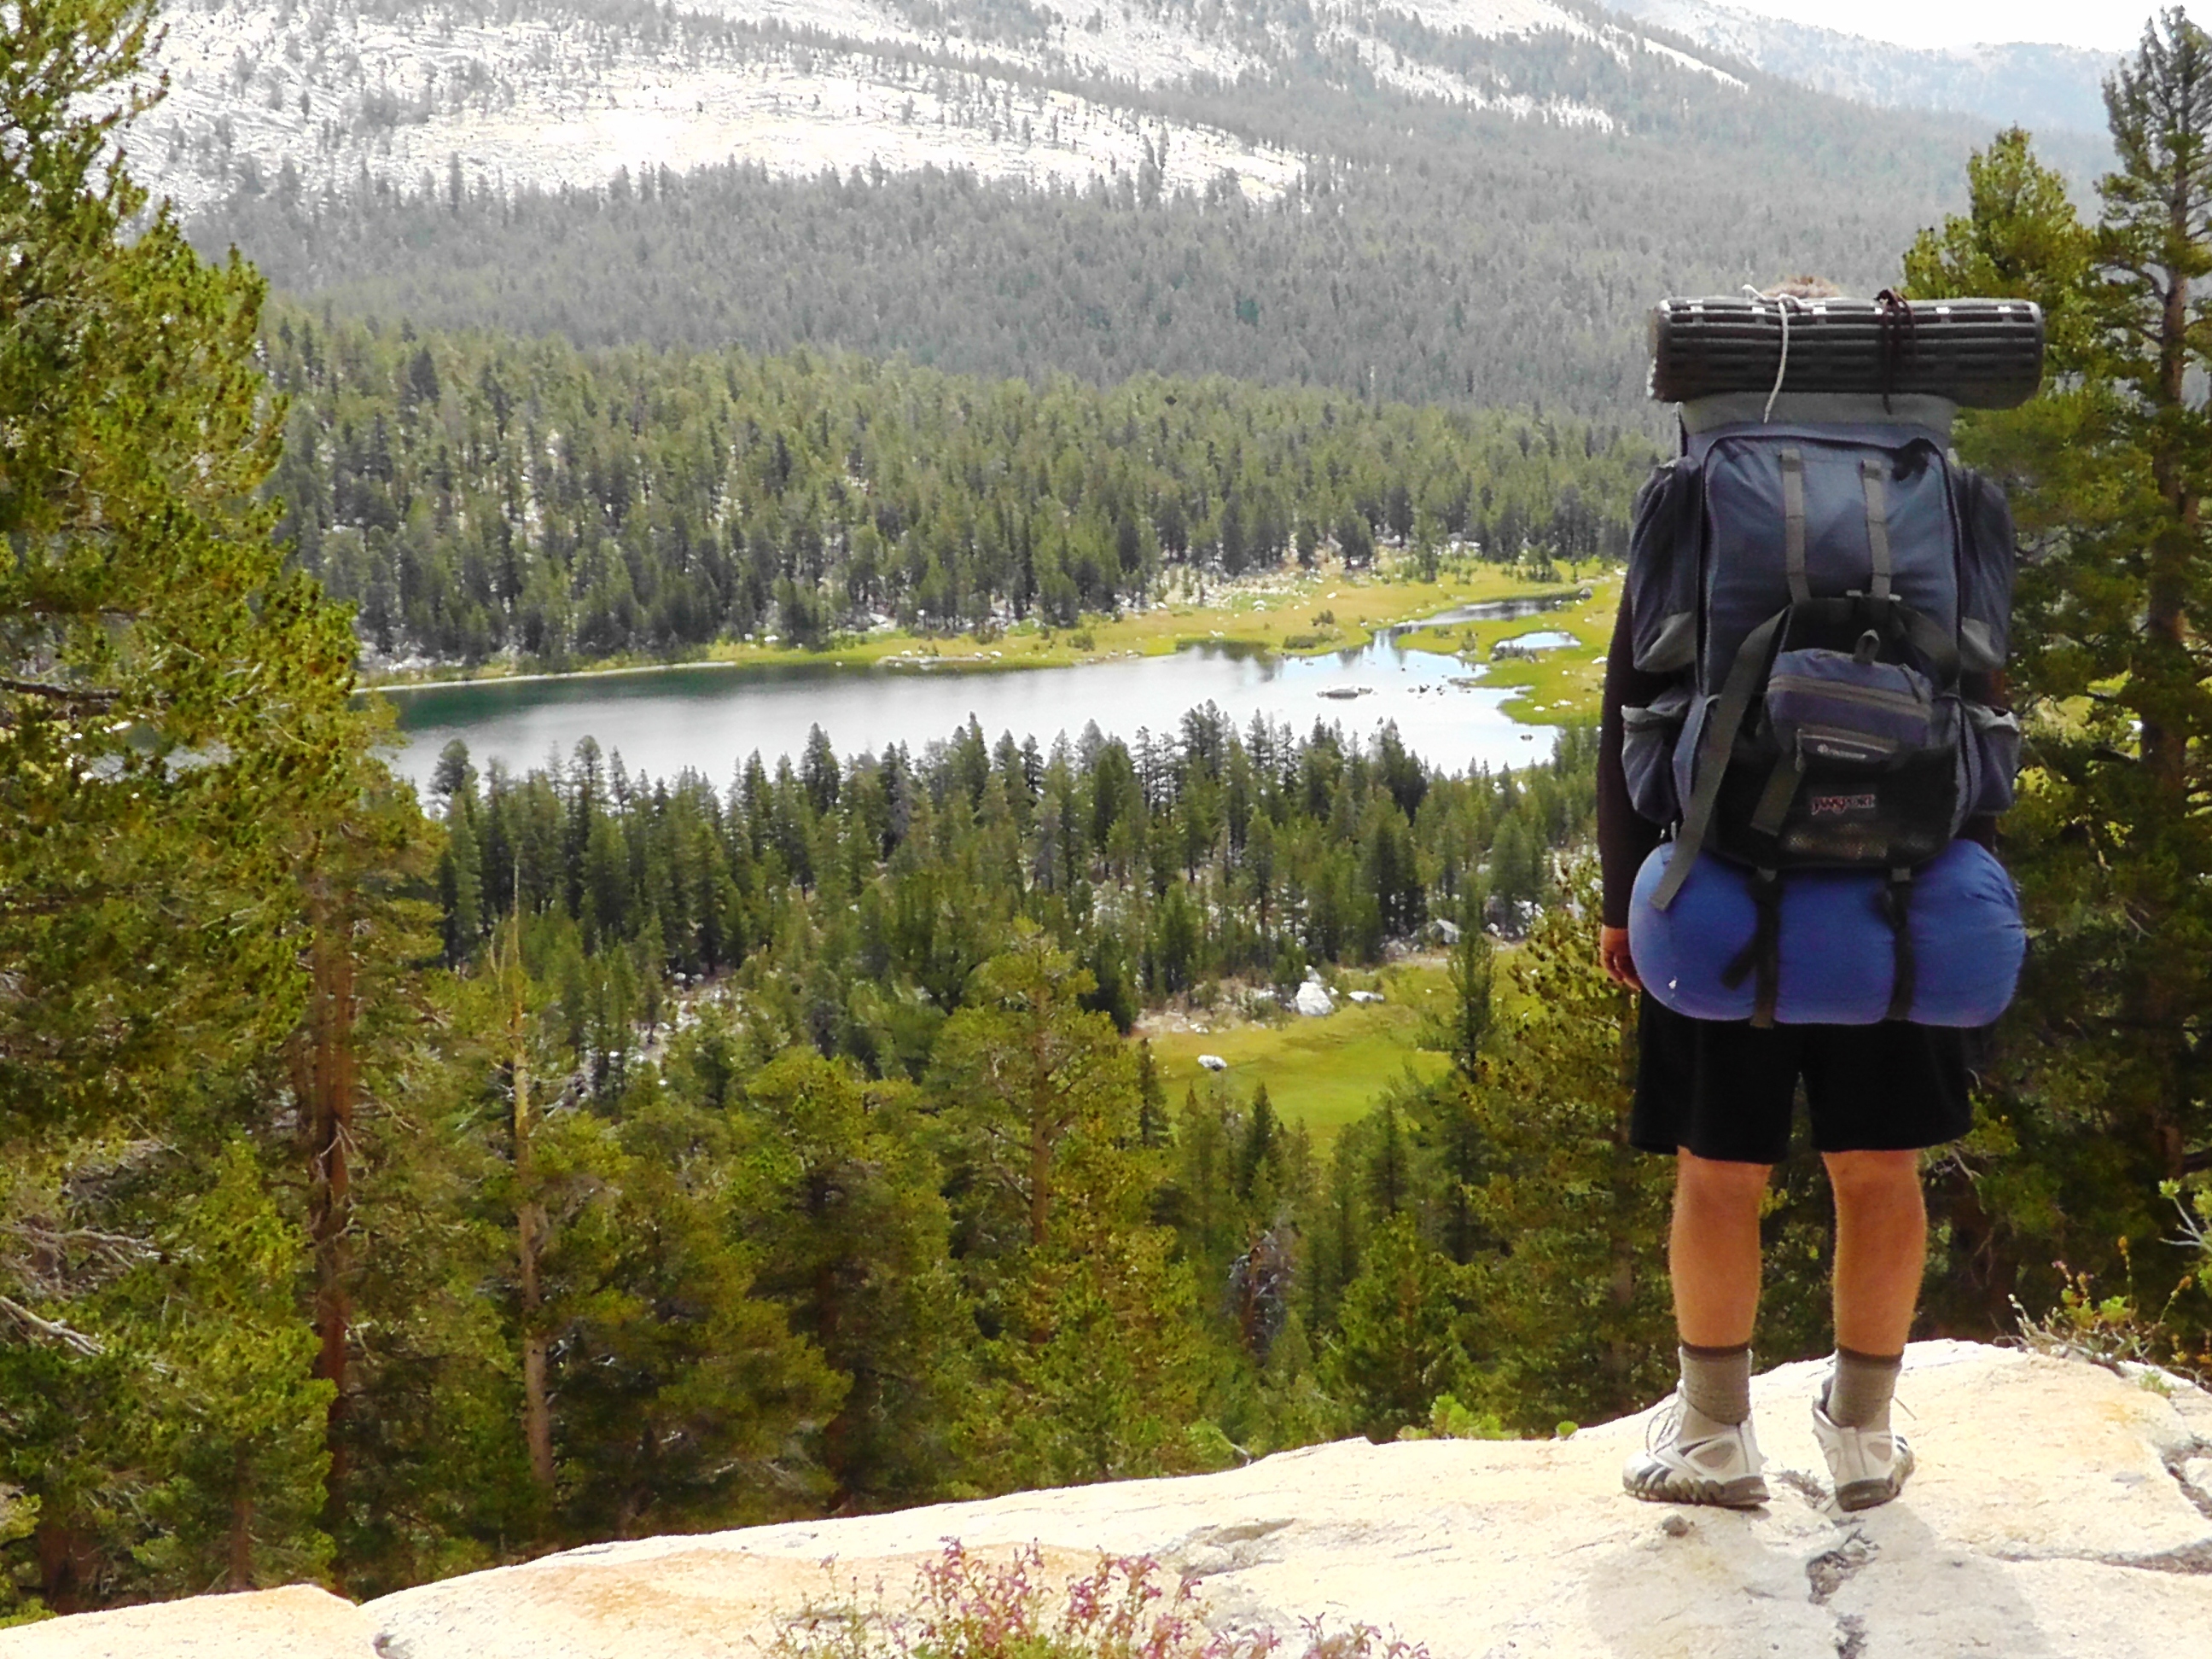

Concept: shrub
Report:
left=2011, top=1183, right=2212, bottom=1386
left=773, top=1541, right=1430, bottom=1659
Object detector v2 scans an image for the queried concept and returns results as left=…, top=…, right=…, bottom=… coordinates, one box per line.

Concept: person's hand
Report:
left=1599, top=924, right=1642, bottom=992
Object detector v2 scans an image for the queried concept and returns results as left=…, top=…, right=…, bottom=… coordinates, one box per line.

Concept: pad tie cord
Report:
left=1873, top=288, right=1914, bottom=415
left=1744, top=287, right=1802, bottom=423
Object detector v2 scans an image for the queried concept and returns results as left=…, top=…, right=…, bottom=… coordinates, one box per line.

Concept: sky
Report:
left=1702, top=1, right=2197, bottom=52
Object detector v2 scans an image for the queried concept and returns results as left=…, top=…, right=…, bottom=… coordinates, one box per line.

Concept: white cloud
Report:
left=1693, top=1, right=2197, bottom=53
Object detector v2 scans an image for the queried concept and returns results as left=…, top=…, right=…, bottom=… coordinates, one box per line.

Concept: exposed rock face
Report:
left=0, top=1585, right=375, bottom=1658
left=9, top=1343, right=2210, bottom=1659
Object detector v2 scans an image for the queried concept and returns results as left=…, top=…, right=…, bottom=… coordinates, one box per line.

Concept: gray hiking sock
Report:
left=1825, top=1347, right=1904, bottom=1429
left=1678, top=1342, right=1753, bottom=1427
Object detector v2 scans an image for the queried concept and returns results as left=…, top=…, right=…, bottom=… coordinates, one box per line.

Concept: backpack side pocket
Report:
left=1622, top=684, right=1694, bottom=824
left=1953, top=467, right=2017, bottom=674
left=1959, top=701, right=2022, bottom=821
left=1628, top=458, right=1703, bottom=672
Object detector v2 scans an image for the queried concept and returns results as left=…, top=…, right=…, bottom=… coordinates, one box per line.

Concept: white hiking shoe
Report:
left=1622, top=1394, right=1769, bottom=1509
left=1811, top=1394, right=1914, bottom=1511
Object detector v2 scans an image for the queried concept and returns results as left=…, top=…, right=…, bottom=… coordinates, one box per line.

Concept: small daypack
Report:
left=1621, top=390, right=2025, bottom=1027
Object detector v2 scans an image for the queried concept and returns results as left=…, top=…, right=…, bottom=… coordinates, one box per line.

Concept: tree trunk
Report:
left=227, top=1448, right=255, bottom=1592
left=34, top=1521, right=96, bottom=1616
left=513, top=987, right=556, bottom=1500
left=293, top=882, right=357, bottom=1516
left=1028, top=1022, right=1053, bottom=1249
left=802, top=1161, right=856, bottom=1497
left=1028, top=1103, right=1051, bottom=1249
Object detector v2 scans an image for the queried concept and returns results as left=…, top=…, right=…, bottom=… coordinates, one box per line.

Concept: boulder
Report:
left=1293, top=977, right=1332, bottom=1017
left=9, top=1344, right=2210, bottom=1659
left=0, top=1585, right=375, bottom=1659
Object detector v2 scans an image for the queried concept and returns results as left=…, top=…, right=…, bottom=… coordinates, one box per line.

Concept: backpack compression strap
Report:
left=1882, top=868, right=1916, bottom=1022
left=1649, top=608, right=1789, bottom=911
left=1719, top=865, right=1784, bottom=1027
left=1781, top=449, right=1811, bottom=603
left=1860, top=457, right=1893, bottom=600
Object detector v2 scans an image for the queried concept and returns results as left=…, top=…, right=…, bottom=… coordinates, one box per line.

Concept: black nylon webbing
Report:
left=1785, top=596, right=1959, bottom=685
left=1749, top=749, right=1802, bottom=837
left=1860, top=457, right=1893, bottom=601
left=1650, top=609, right=1788, bottom=911
left=1883, top=868, right=1916, bottom=1022
left=1720, top=866, right=1784, bottom=1028
left=1780, top=449, right=1811, bottom=605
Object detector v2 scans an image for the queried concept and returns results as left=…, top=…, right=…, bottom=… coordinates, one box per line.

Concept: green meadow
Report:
left=1137, top=963, right=1460, bottom=1141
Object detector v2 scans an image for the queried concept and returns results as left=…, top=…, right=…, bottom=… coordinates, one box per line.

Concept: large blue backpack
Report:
left=1621, top=391, right=2025, bottom=1027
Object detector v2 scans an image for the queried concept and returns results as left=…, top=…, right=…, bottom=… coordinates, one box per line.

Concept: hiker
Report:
left=1598, top=281, right=2038, bottom=1511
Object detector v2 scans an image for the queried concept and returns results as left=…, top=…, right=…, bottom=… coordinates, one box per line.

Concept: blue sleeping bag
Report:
left=1628, top=840, right=2024, bottom=1026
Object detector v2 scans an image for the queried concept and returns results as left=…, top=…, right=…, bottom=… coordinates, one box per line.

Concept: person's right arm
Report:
left=1597, top=592, right=1669, bottom=990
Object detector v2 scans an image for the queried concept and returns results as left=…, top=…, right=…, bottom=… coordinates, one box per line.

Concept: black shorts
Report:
left=1631, top=997, right=1974, bottom=1164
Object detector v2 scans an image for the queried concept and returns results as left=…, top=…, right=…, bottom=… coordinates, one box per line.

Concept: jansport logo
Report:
left=1810, top=793, right=1878, bottom=817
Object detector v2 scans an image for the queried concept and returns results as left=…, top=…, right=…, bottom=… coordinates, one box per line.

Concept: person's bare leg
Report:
left=1824, top=1149, right=1925, bottom=1355
left=1671, top=1150, right=1772, bottom=1347
left=1623, top=1150, right=1774, bottom=1505
left=1815, top=1149, right=1924, bottom=1506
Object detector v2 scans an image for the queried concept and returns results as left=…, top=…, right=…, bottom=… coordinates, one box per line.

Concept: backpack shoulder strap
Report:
left=1650, top=608, right=1789, bottom=911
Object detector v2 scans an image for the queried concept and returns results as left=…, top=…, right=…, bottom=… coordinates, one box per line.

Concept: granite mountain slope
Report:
left=9, top=1344, right=2211, bottom=1659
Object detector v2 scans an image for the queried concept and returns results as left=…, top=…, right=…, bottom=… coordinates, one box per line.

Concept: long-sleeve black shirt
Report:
left=1596, top=597, right=1668, bottom=929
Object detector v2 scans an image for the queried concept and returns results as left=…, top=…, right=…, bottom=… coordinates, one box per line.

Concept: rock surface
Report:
left=9, top=1343, right=2210, bottom=1659
left=0, top=1585, right=375, bottom=1659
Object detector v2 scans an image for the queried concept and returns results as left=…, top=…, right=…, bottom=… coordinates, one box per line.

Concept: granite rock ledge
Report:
left=7, top=1342, right=2211, bottom=1659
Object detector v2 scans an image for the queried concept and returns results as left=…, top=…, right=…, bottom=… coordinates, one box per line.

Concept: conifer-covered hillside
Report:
left=175, top=0, right=2103, bottom=414
left=258, top=309, right=1651, bottom=666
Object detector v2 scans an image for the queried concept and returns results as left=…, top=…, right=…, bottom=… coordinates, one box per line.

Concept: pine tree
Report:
left=928, top=928, right=1139, bottom=1255
left=536, top=1092, right=847, bottom=1538
left=1904, top=10, right=2212, bottom=1318
left=1319, top=1215, right=1470, bottom=1440
left=1464, top=867, right=1674, bottom=1431
left=286, top=775, right=439, bottom=1540
left=735, top=1050, right=969, bottom=1506
left=0, top=0, right=369, bottom=1132
left=981, top=1212, right=1208, bottom=1486
left=1134, top=1039, right=1172, bottom=1150
left=142, top=1147, right=336, bottom=1590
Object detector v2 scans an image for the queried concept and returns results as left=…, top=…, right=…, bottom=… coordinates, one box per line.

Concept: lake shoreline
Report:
left=381, top=579, right=1622, bottom=795
left=358, top=565, right=1599, bottom=699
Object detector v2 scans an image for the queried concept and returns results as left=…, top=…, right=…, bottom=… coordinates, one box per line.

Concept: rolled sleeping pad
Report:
left=1627, top=839, right=2025, bottom=1026
left=1649, top=296, right=2046, bottom=409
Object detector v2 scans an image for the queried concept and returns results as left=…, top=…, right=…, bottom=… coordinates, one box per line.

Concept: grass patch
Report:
left=1394, top=572, right=1618, bottom=725
left=360, top=559, right=1593, bottom=691
left=1137, top=963, right=1457, bottom=1141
